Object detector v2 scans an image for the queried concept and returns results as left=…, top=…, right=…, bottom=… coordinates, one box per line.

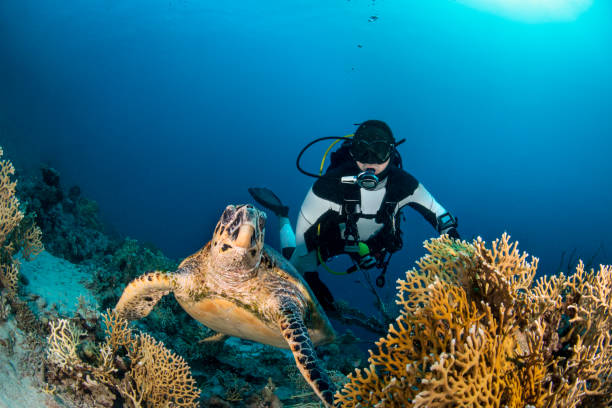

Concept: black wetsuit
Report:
left=286, top=161, right=459, bottom=309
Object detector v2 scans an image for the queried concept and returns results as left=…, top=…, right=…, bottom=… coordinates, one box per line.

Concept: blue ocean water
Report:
left=1, top=0, right=611, bottom=320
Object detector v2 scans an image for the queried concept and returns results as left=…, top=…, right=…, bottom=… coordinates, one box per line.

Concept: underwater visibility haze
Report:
left=0, top=0, right=611, bottom=406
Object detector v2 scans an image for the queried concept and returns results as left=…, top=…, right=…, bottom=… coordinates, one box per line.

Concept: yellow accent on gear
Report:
left=319, top=134, right=354, bottom=176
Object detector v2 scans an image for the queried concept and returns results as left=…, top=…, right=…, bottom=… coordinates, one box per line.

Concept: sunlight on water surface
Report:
left=456, top=0, right=593, bottom=22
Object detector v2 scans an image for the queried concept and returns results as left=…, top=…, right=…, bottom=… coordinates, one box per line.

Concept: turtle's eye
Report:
left=258, top=216, right=266, bottom=232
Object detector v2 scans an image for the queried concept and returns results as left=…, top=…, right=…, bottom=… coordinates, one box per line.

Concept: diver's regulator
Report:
left=341, top=168, right=379, bottom=190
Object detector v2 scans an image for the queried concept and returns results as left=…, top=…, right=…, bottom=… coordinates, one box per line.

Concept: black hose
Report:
left=296, top=136, right=406, bottom=179
left=295, top=136, right=352, bottom=179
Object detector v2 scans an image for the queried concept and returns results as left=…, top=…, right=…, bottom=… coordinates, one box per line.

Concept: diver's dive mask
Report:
left=350, top=139, right=394, bottom=164
left=350, top=123, right=395, bottom=164
left=341, top=168, right=379, bottom=190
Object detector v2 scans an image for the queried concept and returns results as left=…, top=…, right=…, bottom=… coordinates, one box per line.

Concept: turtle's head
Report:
left=210, top=204, right=266, bottom=274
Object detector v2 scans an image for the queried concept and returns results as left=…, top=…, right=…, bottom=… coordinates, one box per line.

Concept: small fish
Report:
left=368, top=15, right=379, bottom=22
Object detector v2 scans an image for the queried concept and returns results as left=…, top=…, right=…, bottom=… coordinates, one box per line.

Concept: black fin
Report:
left=248, top=187, right=289, bottom=217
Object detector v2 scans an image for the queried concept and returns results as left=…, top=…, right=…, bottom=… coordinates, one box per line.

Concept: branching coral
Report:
left=0, top=263, right=19, bottom=297
left=0, top=147, right=23, bottom=248
left=0, top=146, right=44, bottom=298
left=0, top=147, right=23, bottom=298
left=11, top=213, right=44, bottom=261
left=335, top=234, right=612, bottom=407
left=45, top=310, right=201, bottom=407
left=47, top=319, right=86, bottom=371
left=119, top=332, right=201, bottom=407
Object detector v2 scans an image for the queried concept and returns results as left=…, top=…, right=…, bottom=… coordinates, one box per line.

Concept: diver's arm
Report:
left=398, top=182, right=460, bottom=238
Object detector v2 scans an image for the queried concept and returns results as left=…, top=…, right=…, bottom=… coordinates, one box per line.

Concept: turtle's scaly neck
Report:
left=207, top=251, right=260, bottom=288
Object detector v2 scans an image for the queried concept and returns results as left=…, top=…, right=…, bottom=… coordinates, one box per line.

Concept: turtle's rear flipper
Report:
left=248, top=187, right=289, bottom=217
left=278, top=298, right=336, bottom=408
left=114, top=272, right=175, bottom=320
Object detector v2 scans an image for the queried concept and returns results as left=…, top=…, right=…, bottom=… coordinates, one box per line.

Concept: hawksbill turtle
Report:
left=114, top=204, right=337, bottom=407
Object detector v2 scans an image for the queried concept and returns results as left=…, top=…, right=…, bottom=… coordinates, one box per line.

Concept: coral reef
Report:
left=335, top=234, right=612, bottom=407
left=0, top=147, right=44, bottom=333
left=0, top=147, right=361, bottom=407
left=110, top=237, right=177, bottom=283
left=16, top=164, right=113, bottom=263
left=88, top=237, right=178, bottom=312
left=0, top=147, right=24, bottom=249
left=0, top=147, right=44, bottom=297
left=45, top=310, right=201, bottom=407
left=0, top=309, right=53, bottom=407
left=0, top=147, right=50, bottom=406
left=5, top=143, right=611, bottom=407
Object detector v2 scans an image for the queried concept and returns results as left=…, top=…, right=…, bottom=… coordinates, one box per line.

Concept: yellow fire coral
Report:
left=0, top=147, right=23, bottom=249
left=0, top=146, right=44, bottom=297
left=47, top=319, right=86, bottom=370
left=335, top=234, right=612, bottom=407
left=117, top=332, right=201, bottom=407
left=46, top=310, right=201, bottom=407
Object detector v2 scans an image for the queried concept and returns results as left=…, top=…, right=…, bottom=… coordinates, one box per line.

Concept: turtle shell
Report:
left=174, top=242, right=335, bottom=348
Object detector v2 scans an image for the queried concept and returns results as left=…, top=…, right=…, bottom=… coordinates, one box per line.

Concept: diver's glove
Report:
left=446, top=227, right=460, bottom=239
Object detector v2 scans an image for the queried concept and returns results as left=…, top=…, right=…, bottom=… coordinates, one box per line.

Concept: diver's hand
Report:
left=445, top=227, right=460, bottom=239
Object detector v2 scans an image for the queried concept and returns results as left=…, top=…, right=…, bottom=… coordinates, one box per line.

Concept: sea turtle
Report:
left=114, top=204, right=337, bottom=407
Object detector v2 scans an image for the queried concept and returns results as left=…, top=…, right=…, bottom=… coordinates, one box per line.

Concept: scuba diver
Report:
left=249, top=120, right=460, bottom=312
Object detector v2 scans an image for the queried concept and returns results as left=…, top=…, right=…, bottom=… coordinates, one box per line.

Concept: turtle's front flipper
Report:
left=278, top=298, right=337, bottom=408
left=114, top=272, right=175, bottom=320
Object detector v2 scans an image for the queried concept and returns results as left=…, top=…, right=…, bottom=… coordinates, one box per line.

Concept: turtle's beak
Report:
left=234, top=224, right=255, bottom=248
